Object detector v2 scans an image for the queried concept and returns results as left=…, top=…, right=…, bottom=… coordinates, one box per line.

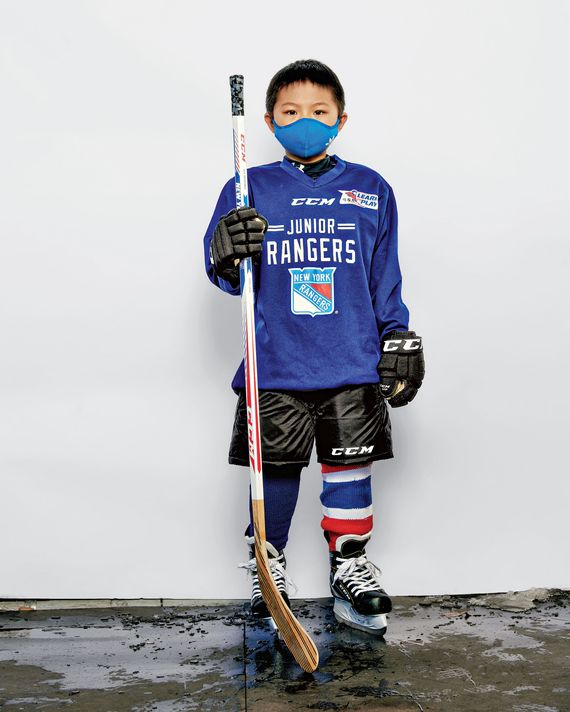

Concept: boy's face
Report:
left=265, top=80, right=348, bottom=133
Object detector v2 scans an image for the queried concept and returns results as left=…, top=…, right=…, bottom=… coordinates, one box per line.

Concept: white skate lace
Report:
left=238, top=553, right=298, bottom=597
left=333, top=555, right=384, bottom=596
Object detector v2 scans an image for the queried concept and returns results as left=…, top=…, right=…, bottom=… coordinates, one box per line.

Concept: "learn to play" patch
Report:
left=338, top=189, right=378, bottom=210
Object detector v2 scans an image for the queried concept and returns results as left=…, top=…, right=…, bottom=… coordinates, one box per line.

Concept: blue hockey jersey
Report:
left=203, top=154, right=410, bottom=393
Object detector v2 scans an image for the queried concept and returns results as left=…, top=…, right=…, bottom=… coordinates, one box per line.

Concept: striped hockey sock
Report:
left=320, top=461, right=373, bottom=551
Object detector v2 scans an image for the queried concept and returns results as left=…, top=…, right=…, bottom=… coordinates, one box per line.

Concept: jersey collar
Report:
left=279, top=154, right=346, bottom=187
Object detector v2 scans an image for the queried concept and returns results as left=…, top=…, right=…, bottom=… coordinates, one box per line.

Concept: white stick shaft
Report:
left=231, top=115, right=265, bottom=504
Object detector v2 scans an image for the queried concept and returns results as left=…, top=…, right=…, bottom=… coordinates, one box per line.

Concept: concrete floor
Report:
left=0, top=589, right=568, bottom=711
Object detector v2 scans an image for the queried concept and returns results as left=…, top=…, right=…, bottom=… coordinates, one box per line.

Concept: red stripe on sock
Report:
left=321, top=461, right=372, bottom=474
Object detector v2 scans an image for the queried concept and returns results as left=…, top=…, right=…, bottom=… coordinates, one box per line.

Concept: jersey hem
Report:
left=231, top=378, right=381, bottom=395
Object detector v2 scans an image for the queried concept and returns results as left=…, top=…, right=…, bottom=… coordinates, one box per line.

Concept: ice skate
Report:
left=239, top=534, right=296, bottom=632
left=329, top=534, right=392, bottom=636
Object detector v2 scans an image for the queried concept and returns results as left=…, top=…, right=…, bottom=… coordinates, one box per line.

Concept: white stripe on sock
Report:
left=322, top=465, right=372, bottom=483
left=322, top=504, right=373, bottom=520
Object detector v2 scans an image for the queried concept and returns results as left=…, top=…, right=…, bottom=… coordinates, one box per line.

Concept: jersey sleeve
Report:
left=369, top=185, right=410, bottom=342
left=203, top=178, right=241, bottom=296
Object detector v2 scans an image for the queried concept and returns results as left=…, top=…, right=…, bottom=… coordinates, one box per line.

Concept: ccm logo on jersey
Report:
left=291, top=197, right=336, bottom=206
left=331, top=446, right=374, bottom=455
left=339, top=189, right=378, bottom=210
left=383, top=338, right=422, bottom=351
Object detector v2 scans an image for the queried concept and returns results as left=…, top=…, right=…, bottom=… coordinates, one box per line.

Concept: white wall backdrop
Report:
left=1, top=0, right=568, bottom=599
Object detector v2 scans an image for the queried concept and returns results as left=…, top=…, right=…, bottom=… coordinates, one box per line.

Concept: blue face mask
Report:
left=272, top=117, right=341, bottom=159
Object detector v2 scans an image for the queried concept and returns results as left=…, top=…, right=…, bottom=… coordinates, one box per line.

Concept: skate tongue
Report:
left=244, top=533, right=283, bottom=561
left=247, top=539, right=281, bottom=559
left=340, top=541, right=365, bottom=558
left=335, top=533, right=371, bottom=559
left=265, top=541, right=281, bottom=559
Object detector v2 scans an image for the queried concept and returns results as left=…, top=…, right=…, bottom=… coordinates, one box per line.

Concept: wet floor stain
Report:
left=0, top=590, right=568, bottom=710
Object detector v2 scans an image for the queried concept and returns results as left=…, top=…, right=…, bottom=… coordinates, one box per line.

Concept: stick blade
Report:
left=255, top=549, right=319, bottom=672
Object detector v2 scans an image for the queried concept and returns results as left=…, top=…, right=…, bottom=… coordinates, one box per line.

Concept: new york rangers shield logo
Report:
left=288, top=267, right=336, bottom=317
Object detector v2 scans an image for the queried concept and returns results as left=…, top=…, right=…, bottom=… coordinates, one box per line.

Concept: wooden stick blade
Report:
left=252, top=501, right=319, bottom=672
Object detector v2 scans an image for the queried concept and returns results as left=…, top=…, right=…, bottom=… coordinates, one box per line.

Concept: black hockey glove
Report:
left=209, top=207, right=268, bottom=288
left=378, top=330, right=425, bottom=408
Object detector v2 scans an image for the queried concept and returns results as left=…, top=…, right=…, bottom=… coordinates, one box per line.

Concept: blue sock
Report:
left=246, top=463, right=303, bottom=551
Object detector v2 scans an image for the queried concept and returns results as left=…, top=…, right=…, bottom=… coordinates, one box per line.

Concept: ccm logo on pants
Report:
left=331, top=446, right=374, bottom=456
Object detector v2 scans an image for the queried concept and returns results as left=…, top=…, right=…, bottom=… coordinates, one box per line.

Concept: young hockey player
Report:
left=203, top=59, right=425, bottom=636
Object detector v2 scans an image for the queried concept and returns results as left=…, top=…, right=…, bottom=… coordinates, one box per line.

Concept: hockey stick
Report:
left=229, top=74, right=319, bottom=673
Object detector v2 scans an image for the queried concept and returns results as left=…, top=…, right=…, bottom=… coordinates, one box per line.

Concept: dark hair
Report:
left=265, top=59, right=345, bottom=118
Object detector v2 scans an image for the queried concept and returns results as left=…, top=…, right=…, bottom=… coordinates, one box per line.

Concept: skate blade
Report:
left=333, top=598, right=388, bottom=637
left=267, top=616, right=285, bottom=641
left=252, top=614, right=284, bottom=640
